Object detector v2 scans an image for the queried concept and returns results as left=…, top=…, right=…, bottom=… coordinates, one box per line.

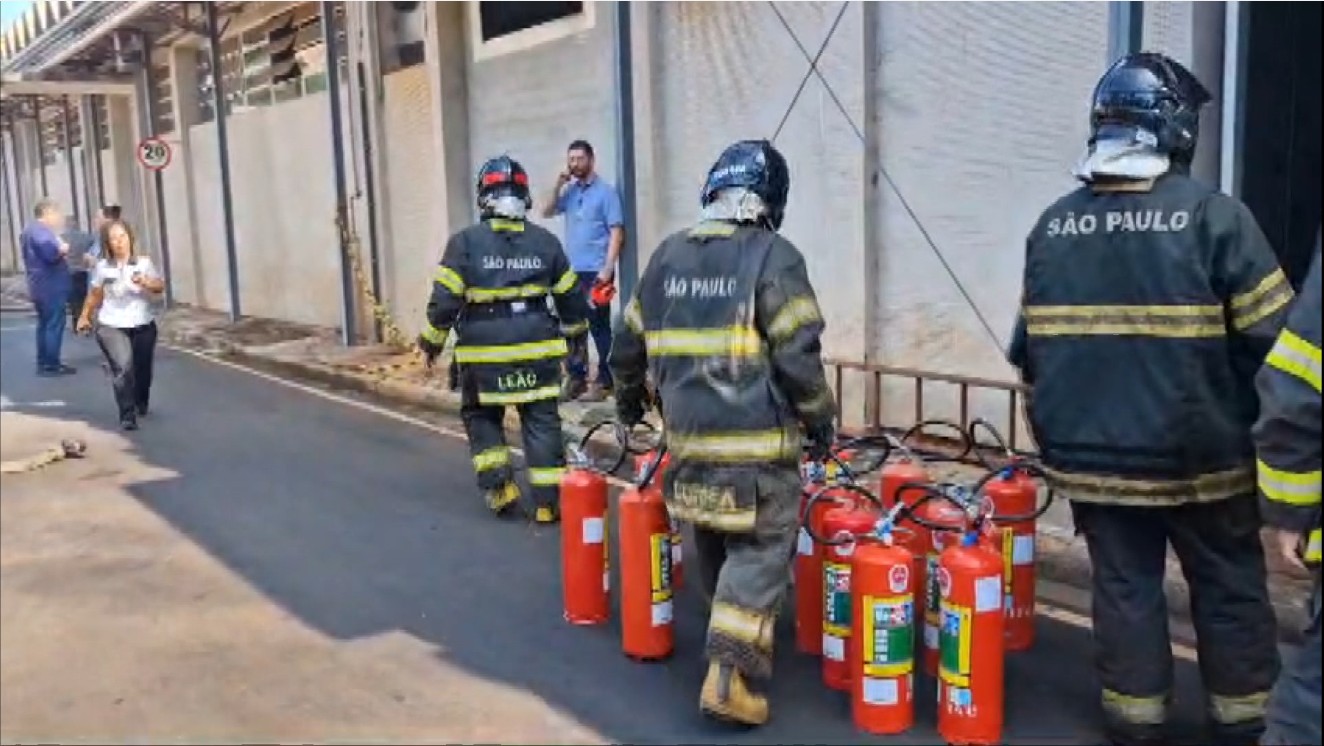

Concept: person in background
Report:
left=63, top=204, right=120, bottom=321
left=540, top=139, right=626, bottom=402
left=76, top=219, right=165, bottom=431
left=20, top=197, right=74, bottom=376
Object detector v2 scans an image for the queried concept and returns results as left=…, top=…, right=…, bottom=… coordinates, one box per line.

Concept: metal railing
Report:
left=825, top=358, right=1036, bottom=456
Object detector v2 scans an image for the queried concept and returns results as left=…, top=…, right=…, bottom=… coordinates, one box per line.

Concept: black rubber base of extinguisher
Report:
left=625, top=652, right=674, bottom=664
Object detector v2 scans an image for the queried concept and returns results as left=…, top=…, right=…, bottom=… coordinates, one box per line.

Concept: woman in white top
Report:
left=75, top=219, right=166, bottom=430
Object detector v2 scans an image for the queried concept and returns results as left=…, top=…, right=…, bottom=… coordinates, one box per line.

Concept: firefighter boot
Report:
left=699, top=660, right=768, bottom=727
left=534, top=504, right=560, bottom=525
left=484, top=482, right=522, bottom=519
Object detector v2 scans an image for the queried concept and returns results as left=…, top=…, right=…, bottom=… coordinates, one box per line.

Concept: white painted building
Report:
left=2, top=1, right=1319, bottom=431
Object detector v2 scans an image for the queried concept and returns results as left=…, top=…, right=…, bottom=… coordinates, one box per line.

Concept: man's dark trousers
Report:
left=567, top=271, right=613, bottom=388
left=32, top=281, right=70, bottom=371
left=68, top=271, right=89, bottom=320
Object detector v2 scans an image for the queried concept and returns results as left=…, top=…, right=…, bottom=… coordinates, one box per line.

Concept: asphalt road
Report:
left=0, top=312, right=1217, bottom=744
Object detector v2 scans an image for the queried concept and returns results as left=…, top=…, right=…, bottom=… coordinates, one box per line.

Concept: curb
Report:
left=164, top=329, right=1313, bottom=644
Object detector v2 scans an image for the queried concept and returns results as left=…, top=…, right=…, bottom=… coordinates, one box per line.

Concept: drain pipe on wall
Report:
left=322, top=1, right=357, bottom=346
left=205, top=1, right=243, bottom=322
left=612, top=1, right=639, bottom=307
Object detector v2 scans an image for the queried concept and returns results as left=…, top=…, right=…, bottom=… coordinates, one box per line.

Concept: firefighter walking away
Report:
left=609, top=139, right=836, bottom=726
left=417, top=155, right=590, bottom=524
left=1007, top=52, right=1290, bottom=746
left=1255, top=236, right=1322, bottom=746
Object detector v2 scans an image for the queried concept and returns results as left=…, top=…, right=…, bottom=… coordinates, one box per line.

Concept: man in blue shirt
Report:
left=541, top=140, right=626, bottom=402
left=21, top=198, right=76, bottom=376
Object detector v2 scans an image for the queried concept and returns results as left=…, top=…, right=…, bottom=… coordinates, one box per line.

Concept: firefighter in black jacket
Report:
left=1008, top=53, right=1290, bottom=746
left=1256, top=239, right=1321, bottom=746
left=417, top=156, right=590, bottom=524
left=610, top=140, right=836, bottom=727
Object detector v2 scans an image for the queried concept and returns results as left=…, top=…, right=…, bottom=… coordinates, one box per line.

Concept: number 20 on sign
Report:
left=137, top=137, right=172, bottom=171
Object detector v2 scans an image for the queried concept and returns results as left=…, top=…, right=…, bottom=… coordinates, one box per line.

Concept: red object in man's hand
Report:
left=590, top=279, right=616, bottom=308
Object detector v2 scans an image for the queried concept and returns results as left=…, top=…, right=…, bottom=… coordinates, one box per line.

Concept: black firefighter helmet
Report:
left=700, top=139, right=791, bottom=231
left=475, top=155, right=532, bottom=215
left=1089, top=51, right=1213, bottom=165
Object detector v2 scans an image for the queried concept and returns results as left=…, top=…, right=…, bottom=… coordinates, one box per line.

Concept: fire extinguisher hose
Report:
left=968, top=417, right=1039, bottom=468
left=799, top=480, right=889, bottom=546
left=574, top=419, right=635, bottom=476
left=899, top=419, right=976, bottom=463
left=833, top=433, right=896, bottom=476
left=970, top=459, right=1057, bottom=525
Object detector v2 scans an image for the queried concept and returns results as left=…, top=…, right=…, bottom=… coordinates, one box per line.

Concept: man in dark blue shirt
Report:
left=21, top=198, right=76, bottom=376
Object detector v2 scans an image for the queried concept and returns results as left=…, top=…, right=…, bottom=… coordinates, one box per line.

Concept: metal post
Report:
left=356, top=58, right=384, bottom=342
left=1, top=128, right=20, bottom=269
left=3, top=111, right=25, bottom=226
left=60, top=96, right=81, bottom=228
left=206, top=1, right=242, bottom=321
left=89, top=96, right=107, bottom=207
left=139, top=39, right=174, bottom=308
left=612, top=1, right=639, bottom=305
left=32, top=96, right=49, bottom=196
left=1219, top=0, right=1247, bottom=197
left=1107, top=1, right=1145, bottom=64
left=78, top=98, right=96, bottom=225
left=321, top=1, right=356, bottom=345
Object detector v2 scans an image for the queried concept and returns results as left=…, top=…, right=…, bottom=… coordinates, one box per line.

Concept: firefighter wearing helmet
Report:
left=417, top=155, right=590, bottom=524
left=1008, top=52, right=1289, bottom=745
left=1255, top=236, right=1322, bottom=746
left=609, top=139, right=836, bottom=726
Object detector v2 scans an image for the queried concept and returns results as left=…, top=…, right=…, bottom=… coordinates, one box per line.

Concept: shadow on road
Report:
left=1, top=334, right=1215, bottom=744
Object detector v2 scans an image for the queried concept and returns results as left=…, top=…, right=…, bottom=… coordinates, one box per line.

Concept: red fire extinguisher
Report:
left=879, top=454, right=931, bottom=508
left=635, top=450, right=680, bottom=591
left=909, top=489, right=973, bottom=677
left=820, top=503, right=882, bottom=691
left=982, top=465, right=1039, bottom=652
left=795, top=447, right=864, bottom=657
left=620, top=447, right=674, bottom=662
left=849, top=522, right=917, bottom=735
left=936, top=530, right=1006, bottom=746
left=560, top=448, right=611, bottom=625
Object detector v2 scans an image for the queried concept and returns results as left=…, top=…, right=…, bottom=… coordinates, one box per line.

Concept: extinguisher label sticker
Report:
left=861, top=677, right=900, bottom=706
left=583, top=517, right=605, bottom=545
left=974, top=575, right=1002, bottom=613
left=861, top=595, right=914, bottom=678
left=925, top=554, right=943, bottom=623
left=822, top=562, right=852, bottom=638
left=938, top=602, right=973, bottom=687
left=1002, top=528, right=1014, bottom=594
left=796, top=528, right=813, bottom=556
left=649, top=533, right=673, bottom=604
left=652, top=599, right=673, bottom=627
left=1013, top=535, right=1035, bottom=565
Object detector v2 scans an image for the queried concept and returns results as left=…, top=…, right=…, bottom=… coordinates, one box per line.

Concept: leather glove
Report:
left=616, top=391, right=646, bottom=427
left=805, top=422, right=836, bottom=462
left=417, top=334, right=445, bottom=369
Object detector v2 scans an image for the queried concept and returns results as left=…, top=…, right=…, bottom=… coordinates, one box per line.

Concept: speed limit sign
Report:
left=137, top=137, right=172, bottom=171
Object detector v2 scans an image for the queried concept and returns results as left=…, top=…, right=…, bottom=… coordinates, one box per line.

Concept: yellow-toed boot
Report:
left=534, top=504, right=560, bottom=524
left=699, top=660, right=768, bottom=727
left=485, top=482, right=521, bottom=518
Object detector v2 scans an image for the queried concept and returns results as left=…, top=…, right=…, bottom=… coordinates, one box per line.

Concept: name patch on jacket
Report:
left=1046, top=210, right=1191, bottom=238
left=482, top=256, right=543, bottom=271
left=496, top=369, right=540, bottom=391
left=664, top=275, right=739, bottom=300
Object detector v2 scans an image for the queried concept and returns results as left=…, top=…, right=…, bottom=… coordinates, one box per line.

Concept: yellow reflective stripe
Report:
left=1208, top=692, right=1269, bottom=725
left=1101, top=690, right=1168, bottom=726
left=1266, top=328, right=1323, bottom=394
left=477, top=385, right=561, bottom=405
left=561, top=320, right=589, bottom=336
left=473, top=446, right=512, bottom=472
left=796, top=387, right=835, bottom=419
left=420, top=322, right=448, bottom=345
left=669, top=429, right=800, bottom=463
left=1024, top=304, right=1225, bottom=339
left=1257, top=459, right=1322, bottom=507
left=709, top=601, right=775, bottom=652
left=552, top=269, right=578, bottom=295
left=454, top=338, right=568, bottom=364
left=1044, top=465, right=1254, bottom=504
left=1306, top=528, right=1321, bottom=563
left=489, top=218, right=525, bottom=233
left=465, top=284, right=550, bottom=303
left=623, top=298, right=644, bottom=334
left=668, top=501, right=758, bottom=532
left=766, top=296, right=823, bottom=342
left=644, top=326, right=764, bottom=357
left=528, top=467, right=566, bottom=487
left=1231, top=268, right=1294, bottom=330
left=688, top=220, right=737, bottom=237
left=433, top=265, right=465, bottom=296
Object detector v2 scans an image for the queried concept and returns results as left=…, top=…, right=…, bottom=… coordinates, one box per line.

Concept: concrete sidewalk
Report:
left=5, top=288, right=1311, bottom=641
